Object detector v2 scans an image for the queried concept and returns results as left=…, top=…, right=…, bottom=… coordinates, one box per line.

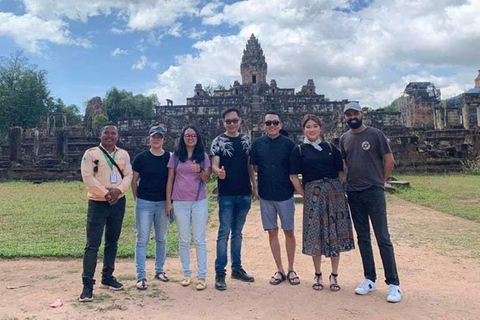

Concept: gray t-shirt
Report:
left=339, top=126, right=392, bottom=191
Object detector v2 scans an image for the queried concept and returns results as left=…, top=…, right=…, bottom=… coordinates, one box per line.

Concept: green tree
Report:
left=0, top=51, right=53, bottom=134
left=92, top=114, right=108, bottom=135
left=382, top=97, right=402, bottom=112
left=383, top=103, right=399, bottom=112
left=204, top=85, right=214, bottom=96
left=52, top=98, right=83, bottom=126
left=204, top=84, right=226, bottom=96
left=103, top=87, right=157, bottom=123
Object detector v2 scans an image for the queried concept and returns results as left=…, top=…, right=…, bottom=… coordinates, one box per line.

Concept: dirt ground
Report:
left=1, top=196, right=480, bottom=320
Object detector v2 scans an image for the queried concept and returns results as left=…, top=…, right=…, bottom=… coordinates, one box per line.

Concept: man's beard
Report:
left=347, top=118, right=363, bottom=129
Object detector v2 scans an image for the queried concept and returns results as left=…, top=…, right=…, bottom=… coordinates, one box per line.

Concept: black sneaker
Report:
left=231, top=268, right=255, bottom=282
left=101, top=277, right=124, bottom=291
left=79, top=285, right=93, bottom=302
left=215, top=274, right=227, bottom=291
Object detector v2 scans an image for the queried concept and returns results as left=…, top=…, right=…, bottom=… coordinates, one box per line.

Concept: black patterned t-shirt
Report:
left=210, top=133, right=252, bottom=196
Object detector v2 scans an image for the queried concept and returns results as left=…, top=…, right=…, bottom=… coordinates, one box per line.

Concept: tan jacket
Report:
left=81, top=145, right=133, bottom=201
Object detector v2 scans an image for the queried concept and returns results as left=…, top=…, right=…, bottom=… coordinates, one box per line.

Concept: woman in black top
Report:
left=131, top=125, right=171, bottom=290
left=290, top=114, right=354, bottom=292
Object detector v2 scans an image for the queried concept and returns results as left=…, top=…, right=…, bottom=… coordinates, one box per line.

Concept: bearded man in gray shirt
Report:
left=339, top=102, right=402, bottom=303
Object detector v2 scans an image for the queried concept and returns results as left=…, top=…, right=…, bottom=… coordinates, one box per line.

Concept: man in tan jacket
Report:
left=79, top=124, right=132, bottom=302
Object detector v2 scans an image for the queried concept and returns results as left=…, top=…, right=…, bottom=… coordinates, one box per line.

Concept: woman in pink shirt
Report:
left=166, top=125, right=211, bottom=290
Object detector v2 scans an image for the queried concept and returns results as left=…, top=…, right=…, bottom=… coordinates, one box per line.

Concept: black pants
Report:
left=347, top=187, right=400, bottom=285
left=82, top=197, right=126, bottom=285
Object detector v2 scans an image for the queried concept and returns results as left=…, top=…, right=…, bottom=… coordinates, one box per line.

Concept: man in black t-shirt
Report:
left=250, top=112, right=299, bottom=286
left=210, top=107, right=258, bottom=291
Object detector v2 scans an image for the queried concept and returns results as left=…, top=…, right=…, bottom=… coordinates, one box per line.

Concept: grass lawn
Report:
left=394, top=174, right=480, bottom=223
left=0, top=181, right=217, bottom=258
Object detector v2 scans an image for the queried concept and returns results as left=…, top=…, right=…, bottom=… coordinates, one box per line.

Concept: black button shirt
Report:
left=250, top=134, right=296, bottom=201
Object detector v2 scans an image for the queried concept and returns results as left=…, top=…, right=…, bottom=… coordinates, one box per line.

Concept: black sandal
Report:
left=329, top=273, right=341, bottom=292
left=312, top=272, right=323, bottom=291
left=287, top=270, right=300, bottom=285
left=269, top=271, right=286, bottom=285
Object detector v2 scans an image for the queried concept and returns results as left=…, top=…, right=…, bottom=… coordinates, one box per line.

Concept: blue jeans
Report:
left=173, top=199, right=208, bottom=279
left=347, top=187, right=400, bottom=285
left=134, top=198, right=169, bottom=280
left=215, top=195, right=251, bottom=275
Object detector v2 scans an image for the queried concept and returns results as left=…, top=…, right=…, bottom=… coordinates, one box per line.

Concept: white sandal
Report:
left=155, top=271, right=170, bottom=282
left=136, top=279, right=147, bottom=290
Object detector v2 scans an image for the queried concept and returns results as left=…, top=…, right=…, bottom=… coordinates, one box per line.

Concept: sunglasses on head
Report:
left=93, top=160, right=99, bottom=173
left=264, top=120, right=280, bottom=126
left=184, top=133, right=197, bottom=138
left=225, top=118, right=240, bottom=125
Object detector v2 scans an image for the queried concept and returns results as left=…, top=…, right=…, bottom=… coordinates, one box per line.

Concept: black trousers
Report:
left=347, top=187, right=400, bottom=285
left=82, top=197, right=126, bottom=285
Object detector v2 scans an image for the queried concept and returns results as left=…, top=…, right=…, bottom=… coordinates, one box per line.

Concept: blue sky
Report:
left=1, top=0, right=479, bottom=113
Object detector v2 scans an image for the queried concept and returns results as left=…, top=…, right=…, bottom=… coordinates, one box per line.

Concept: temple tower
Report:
left=241, top=34, right=268, bottom=85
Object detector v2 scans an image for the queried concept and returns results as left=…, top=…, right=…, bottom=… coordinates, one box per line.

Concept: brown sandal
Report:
left=329, top=273, right=341, bottom=292
left=312, top=272, right=323, bottom=291
left=269, top=271, right=286, bottom=285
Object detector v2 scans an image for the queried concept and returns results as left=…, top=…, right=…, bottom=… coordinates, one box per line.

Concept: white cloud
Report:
left=3, top=0, right=478, bottom=108
left=110, top=27, right=126, bottom=34
left=2, top=0, right=201, bottom=52
left=188, top=27, right=206, bottom=40
left=111, top=48, right=128, bottom=56
left=167, top=23, right=182, bottom=37
left=0, top=12, right=90, bottom=53
left=199, top=1, right=223, bottom=17
left=149, top=0, right=480, bottom=108
left=22, top=0, right=200, bottom=28
left=132, top=55, right=158, bottom=70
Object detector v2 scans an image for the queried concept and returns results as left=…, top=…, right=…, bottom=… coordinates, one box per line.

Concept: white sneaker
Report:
left=355, top=278, right=376, bottom=295
left=387, top=284, right=402, bottom=303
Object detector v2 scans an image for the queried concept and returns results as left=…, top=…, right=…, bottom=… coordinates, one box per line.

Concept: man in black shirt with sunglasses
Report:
left=210, top=107, right=258, bottom=290
left=250, top=112, right=298, bottom=285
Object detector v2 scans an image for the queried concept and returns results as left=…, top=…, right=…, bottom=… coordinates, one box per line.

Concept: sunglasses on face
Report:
left=150, top=135, right=164, bottom=140
left=224, top=118, right=240, bottom=125
left=184, top=134, right=197, bottom=139
left=264, top=120, right=280, bottom=126
left=93, top=160, right=99, bottom=173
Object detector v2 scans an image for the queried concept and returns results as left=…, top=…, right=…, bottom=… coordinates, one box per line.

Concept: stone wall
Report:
left=2, top=108, right=479, bottom=181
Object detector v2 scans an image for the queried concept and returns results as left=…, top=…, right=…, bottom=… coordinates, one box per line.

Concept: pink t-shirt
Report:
left=167, top=153, right=211, bottom=201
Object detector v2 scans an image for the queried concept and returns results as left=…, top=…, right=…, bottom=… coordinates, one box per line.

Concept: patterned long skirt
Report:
left=302, top=178, right=355, bottom=257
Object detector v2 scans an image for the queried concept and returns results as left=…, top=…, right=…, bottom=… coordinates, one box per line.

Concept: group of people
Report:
left=78, top=103, right=402, bottom=304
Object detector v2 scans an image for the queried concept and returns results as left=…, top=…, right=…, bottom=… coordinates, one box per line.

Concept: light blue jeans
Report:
left=135, top=198, right=169, bottom=280
left=173, top=199, right=208, bottom=279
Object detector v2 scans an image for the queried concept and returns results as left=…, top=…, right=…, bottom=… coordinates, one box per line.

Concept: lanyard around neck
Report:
left=101, top=150, right=116, bottom=171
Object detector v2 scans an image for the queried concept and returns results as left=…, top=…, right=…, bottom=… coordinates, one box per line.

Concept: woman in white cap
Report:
left=131, top=125, right=171, bottom=290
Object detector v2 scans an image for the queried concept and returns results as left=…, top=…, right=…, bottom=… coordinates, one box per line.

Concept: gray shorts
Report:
left=259, top=196, right=295, bottom=231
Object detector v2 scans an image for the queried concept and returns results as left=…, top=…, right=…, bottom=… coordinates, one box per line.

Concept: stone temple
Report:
left=1, top=34, right=479, bottom=180
left=137, top=34, right=354, bottom=147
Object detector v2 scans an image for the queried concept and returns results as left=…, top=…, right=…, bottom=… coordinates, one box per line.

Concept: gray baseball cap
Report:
left=344, top=102, right=362, bottom=113
left=149, top=125, right=166, bottom=137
